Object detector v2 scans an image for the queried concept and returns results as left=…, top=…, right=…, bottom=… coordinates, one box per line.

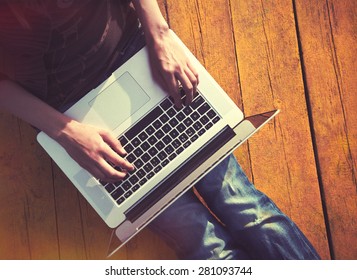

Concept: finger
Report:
left=160, top=70, right=181, bottom=108
left=102, top=144, right=135, bottom=171
left=100, top=130, right=126, bottom=155
left=82, top=162, right=107, bottom=183
left=96, top=158, right=129, bottom=182
left=187, top=61, right=200, bottom=85
left=177, top=70, right=195, bottom=106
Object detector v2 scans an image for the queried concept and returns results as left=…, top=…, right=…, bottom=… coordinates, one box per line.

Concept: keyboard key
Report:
left=133, top=147, right=143, bottom=157
left=198, top=128, right=206, bottom=136
left=158, top=151, right=167, bottom=160
left=141, top=152, right=151, bottom=163
left=162, top=159, right=170, bottom=166
left=160, top=98, right=172, bottom=110
left=159, top=114, right=169, bottom=124
left=132, top=184, right=141, bottom=191
left=169, top=118, right=178, bottom=127
left=200, top=115, right=209, bottom=125
left=113, top=179, right=123, bottom=187
left=155, top=140, right=165, bottom=151
left=124, top=190, right=133, bottom=198
left=172, top=139, right=181, bottom=149
left=150, top=156, right=160, bottom=167
left=154, top=165, right=162, bottom=173
left=136, top=169, right=146, bottom=179
left=105, top=184, right=115, bottom=193
left=126, top=153, right=136, bottom=163
left=169, top=129, right=179, bottom=139
left=207, top=109, right=217, bottom=119
left=193, top=122, right=203, bottom=131
left=154, top=129, right=165, bottom=139
left=132, top=137, right=141, bottom=147
left=191, top=135, right=198, bottom=142
left=191, top=111, right=200, bottom=121
left=145, top=125, right=155, bottom=135
left=134, top=158, right=144, bottom=168
left=176, top=112, right=185, bottom=121
left=179, top=133, right=188, bottom=143
left=186, top=127, right=195, bottom=137
left=183, top=140, right=191, bottom=148
left=122, top=181, right=131, bottom=191
left=162, top=135, right=172, bottom=145
left=169, top=153, right=176, bottom=161
left=139, top=178, right=147, bottom=186
left=162, top=124, right=171, bottom=133
left=153, top=119, right=162, bottom=129
left=116, top=197, right=125, bottom=205
left=183, top=106, right=192, bottom=116
left=138, top=131, right=148, bottom=141
left=118, top=136, right=128, bottom=146
left=141, top=141, right=150, bottom=151
left=177, top=147, right=184, bottom=154
left=111, top=187, right=124, bottom=200
left=147, top=172, right=155, bottom=179
left=167, top=108, right=176, bottom=117
left=143, top=163, right=153, bottom=173
left=177, top=123, right=186, bottom=133
left=212, top=116, right=220, bottom=123
left=129, top=175, right=139, bottom=185
left=183, top=117, right=193, bottom=127
left=148, top=136, right=158, bottom=145
left=191, top=95, right=204, bottom=109
left=205, top=122, right=213, bottom=130
left=99, top=179, right=108, bottom=186
left=125, top=107, right=163, bottom=140
left=124, top=143, right=134, bottom=153
left=148, top=147, right=158, bottom=156
left=198, top=103, right=210, bottom=115
left=164, top=145, right=174, bottom=155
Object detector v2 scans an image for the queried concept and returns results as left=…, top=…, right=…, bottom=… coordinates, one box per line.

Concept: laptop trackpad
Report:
left=88, top=72, right=150, bottom=130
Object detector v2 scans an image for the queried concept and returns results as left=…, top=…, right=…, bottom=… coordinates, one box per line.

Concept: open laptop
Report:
left=37, top=31, right=279, bottom=250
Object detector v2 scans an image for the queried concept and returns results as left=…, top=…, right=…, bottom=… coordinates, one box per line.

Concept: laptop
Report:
left=37, top=31, right=279, bottom=252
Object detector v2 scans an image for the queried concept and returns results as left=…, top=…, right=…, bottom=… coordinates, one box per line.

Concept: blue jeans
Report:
left=149, top=154, right=321, bottom=260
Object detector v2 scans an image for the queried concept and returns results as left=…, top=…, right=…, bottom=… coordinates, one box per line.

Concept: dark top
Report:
left=0, top=0, right=139, bottom=109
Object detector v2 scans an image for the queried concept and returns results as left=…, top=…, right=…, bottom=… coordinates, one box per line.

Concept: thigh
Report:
left=149, top=189, right=250, bottom=260
left=194, top=154, right=320, bottom=259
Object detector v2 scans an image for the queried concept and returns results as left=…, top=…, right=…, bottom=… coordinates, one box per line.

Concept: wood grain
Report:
left=1, top=0, right=355, bottom=260
left=294, top=0, right=357, bottom=259
left=229, top=0, right=330, bottom=258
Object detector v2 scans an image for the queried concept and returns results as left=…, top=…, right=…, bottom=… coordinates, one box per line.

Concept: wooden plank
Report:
left=0, top=114, right=59, bottom=259
left=51, top=165, right=88, bottom=259
left=294, top=0, right=357, bottom=259
left=229, top=0, right=330, bottom=259
left=164, top=0, right=252, bottom=176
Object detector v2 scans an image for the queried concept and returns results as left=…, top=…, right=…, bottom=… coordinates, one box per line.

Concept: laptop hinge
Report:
left=125, top=125, right=236, bottom=222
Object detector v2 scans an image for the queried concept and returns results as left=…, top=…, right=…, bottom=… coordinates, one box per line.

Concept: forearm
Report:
left=0, top=79, right=73, bottom=140
left=132, top=0, right=169, bottom=45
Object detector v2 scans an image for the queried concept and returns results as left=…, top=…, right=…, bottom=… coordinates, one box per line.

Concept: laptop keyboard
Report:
left=100, top=89, right=221, bottom=206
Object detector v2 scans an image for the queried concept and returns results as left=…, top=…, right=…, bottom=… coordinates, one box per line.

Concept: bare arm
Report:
left=132, top=0, right=199, bottom=107
left=0, top=80, right=134, bottom=182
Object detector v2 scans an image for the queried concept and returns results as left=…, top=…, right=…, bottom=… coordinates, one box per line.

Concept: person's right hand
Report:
left=56, top=120, right=134, bottom=183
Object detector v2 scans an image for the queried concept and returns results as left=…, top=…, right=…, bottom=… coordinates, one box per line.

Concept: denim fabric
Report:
left=150, top=154, right=321, bottom=260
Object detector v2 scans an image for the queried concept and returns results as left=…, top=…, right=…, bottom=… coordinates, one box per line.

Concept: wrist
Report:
left=143, top=20, right=170, bottom=46
left=52, top=118, right=78, bottom=144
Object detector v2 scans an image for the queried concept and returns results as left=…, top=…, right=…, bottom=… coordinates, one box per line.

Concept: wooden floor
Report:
left=0, top=0, right=356, bottom=260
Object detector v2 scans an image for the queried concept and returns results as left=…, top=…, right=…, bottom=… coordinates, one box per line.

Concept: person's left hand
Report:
left=146, top=29, right=199, bottom=108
